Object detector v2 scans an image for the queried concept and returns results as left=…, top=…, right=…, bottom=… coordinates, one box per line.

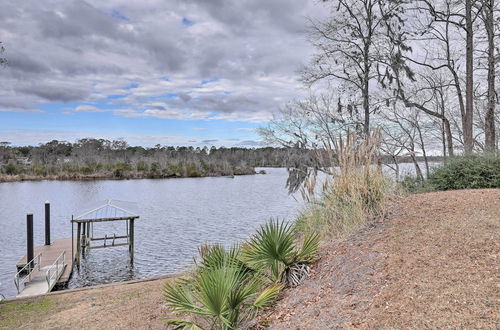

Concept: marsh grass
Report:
left=295, top=130, right=391, bottom=239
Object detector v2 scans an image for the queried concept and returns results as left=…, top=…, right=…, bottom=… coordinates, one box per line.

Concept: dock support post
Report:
left=129, top=218, right=134, bottom=262
left=71, top=216, right=74, bottom=267
left=45, top=201, right=51, bottom=246
left=27, top=213, right=34, bottom=269
left=82, top=222, right=86, bottom=256
left=76, top=222, right=81, bottom=268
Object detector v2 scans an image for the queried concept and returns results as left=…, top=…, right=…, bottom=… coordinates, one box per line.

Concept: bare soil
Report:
left=1, top=189, right=498, bottom=329
left=265, top=189, right=499, bottom=329
left=0, top=276, right=175, bottom=329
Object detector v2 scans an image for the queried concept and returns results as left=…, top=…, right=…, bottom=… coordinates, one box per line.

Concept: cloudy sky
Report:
left=0, top=0, right=327, bottom=147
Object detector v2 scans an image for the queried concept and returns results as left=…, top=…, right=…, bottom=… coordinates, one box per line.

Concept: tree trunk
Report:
left=439, top=90, right=454, bottom=157
left=484, top=0, right=497, bottom=150
left=464, top=0, right=475, bottom=153
left=443, top=117, right=454, bottom=157
left=415, top=121, right=430, bottom=178
left=363, top=46, right=371, bottom=138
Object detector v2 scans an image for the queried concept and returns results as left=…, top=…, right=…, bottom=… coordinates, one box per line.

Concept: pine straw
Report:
left=265, top=189, right=500, bottom=329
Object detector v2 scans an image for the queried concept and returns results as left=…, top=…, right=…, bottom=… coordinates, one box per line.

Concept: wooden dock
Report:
left=15, top=238, right=75, bottom=297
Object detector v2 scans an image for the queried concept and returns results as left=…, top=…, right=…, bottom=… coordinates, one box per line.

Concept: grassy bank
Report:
left=0, top=162, right=257, bottom=183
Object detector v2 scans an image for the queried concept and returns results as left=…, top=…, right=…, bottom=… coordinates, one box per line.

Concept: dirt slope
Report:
left=266, top=189, right=499, bottom=329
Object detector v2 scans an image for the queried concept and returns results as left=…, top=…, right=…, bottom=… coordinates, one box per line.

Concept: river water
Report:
left=0, top=168, right=304, bottom=298
left=0, top=162, right=433, bottom=298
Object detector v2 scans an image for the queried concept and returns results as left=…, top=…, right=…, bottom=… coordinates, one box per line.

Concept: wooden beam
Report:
left=71, top=216, right=139, bottom=224
left=90, top=235, right=129, bottom=241
left=76, top=222, right=81, bottom=267
left=88, top=243, right=129, bottom=249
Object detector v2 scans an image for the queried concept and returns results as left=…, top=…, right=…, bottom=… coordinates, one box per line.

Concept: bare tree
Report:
left=303, top=0, right=407, bottom=137
left=415, top=0, right=482, bottom=153
left=480, top=0, right=498, bottom=150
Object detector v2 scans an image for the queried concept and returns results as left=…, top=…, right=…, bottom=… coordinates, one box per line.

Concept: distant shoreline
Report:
left=0, top=169, right=262, bottom=183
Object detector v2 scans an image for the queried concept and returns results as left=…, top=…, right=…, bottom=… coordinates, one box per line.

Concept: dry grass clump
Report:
left=295, top=130, right=391, bottom=239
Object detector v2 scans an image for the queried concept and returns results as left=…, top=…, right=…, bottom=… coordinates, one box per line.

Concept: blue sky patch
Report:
left=182, top=17, right=194, bottom=26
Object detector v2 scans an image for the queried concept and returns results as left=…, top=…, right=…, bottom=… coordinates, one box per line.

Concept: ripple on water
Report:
left=0, top=168, right=302, bottom=298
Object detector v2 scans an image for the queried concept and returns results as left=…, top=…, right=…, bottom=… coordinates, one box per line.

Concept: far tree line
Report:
left=0, top=139, right=315, bottom=180
left=0, top=139, right=436, bottom=179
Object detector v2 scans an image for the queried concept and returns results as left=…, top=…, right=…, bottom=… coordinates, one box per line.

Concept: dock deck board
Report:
left=16, top=237, right=75, bottom=286
left=16, top=265, right=66, bottom=298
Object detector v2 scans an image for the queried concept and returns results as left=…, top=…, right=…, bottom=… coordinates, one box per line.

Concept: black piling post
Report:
left=27, top=213, right=34, bottom=269
left=129, top=218, right=134, bottom=263
left=45, top=201, right=51, bottom=246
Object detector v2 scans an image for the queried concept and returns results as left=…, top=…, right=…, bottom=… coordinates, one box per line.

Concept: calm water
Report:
left=0, top=168, right=302, bottom=298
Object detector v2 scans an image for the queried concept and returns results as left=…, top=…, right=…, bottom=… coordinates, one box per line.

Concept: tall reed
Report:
left=295, top=129, right=391, bottom=239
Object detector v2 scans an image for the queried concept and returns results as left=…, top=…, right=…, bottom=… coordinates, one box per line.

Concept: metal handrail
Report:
left=14, top=253, right=42, bottom=294
left=45, top=251, right=66, bottom=289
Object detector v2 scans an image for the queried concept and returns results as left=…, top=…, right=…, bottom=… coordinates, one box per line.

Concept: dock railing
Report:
left=45, top=251, right=66, bottom=290
left=14, top=253, right=42, bottom=294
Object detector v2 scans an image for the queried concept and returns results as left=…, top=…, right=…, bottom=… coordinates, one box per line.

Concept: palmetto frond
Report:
left=296, top=232, right=320, bottom=264
left=165, top=220, right=319, bottom=328
left=165, top=319, right=203, bottom=330
left=243, top=219, right=296, bottom=280
left=243, top=219, right=320, bottom=285
left=165, top=244, right=275, bottom=329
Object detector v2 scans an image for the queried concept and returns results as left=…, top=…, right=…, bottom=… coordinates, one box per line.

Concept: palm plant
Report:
left=165, top=244, right=282, bottom=329
left=242, top=219, right=319, bottom=287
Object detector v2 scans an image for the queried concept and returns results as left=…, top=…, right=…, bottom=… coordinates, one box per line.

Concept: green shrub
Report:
left=400, top=175, right=433, bottom=193
left=136, top=161, right=149, bottom=172
left=32, top=166, right=47, bottom=176
left=4, top=163, right=19, bottom=175
left=427, top=153, right=500, bottom=190
left=150, top=162, right=161, bottom=173
left=81, top=166, right=93, bottom=174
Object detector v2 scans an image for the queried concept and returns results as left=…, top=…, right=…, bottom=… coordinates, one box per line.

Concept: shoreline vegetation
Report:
left=0, top=164, right=259, bottom=183
left=0, top=138, right=442, bottom=184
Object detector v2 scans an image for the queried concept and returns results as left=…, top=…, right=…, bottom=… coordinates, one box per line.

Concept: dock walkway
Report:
left=15, top=238, right=75, bottom=297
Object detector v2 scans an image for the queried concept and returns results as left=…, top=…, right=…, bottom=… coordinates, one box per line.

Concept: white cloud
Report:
left=0, top=0, right=328, bottom=122
left=74, top=105, right=106, bottom=112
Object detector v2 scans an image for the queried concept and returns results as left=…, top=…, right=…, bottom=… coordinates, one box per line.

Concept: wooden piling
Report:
left=82, top=222, right=86, bottom=256
left=129, top=218, right=134, bottom=261
left=45, top=201, right=51, bottom=246
left=27, top=213, right=34, bottom=269
left=76, top=222, right=81, bottom=267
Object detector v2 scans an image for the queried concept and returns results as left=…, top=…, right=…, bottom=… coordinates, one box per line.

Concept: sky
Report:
left=0, top=0, right=327, bottom=147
